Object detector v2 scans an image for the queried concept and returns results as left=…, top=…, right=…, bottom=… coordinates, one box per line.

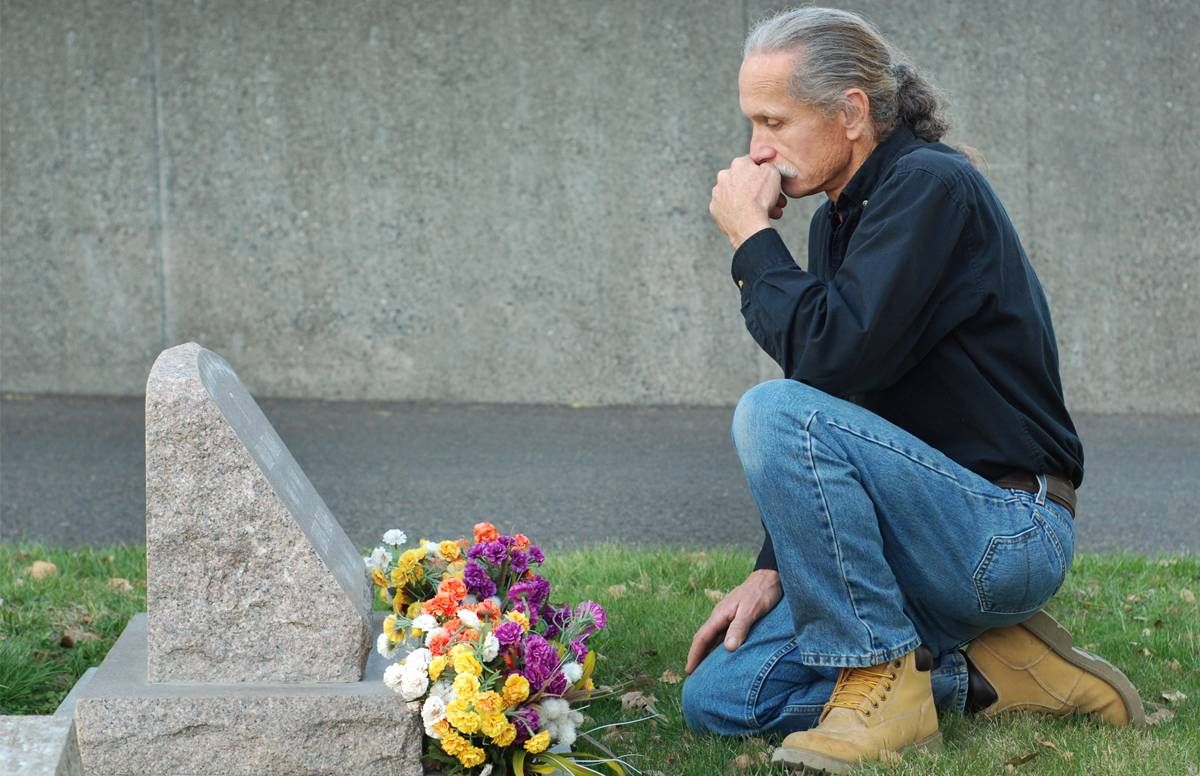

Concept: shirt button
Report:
left=862, top=199, right=869, bottom=207
left=737, top=279, right=744, bottom=289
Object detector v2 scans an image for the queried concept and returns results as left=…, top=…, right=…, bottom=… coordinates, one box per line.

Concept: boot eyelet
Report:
left=864, top=710, right=871, bottom=716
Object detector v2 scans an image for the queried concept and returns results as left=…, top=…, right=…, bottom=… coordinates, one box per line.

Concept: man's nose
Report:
left=749, top=132, right=776, bottom=165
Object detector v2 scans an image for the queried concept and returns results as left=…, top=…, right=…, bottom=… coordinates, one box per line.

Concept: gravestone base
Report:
left=72, top=613, right=423, bottom=776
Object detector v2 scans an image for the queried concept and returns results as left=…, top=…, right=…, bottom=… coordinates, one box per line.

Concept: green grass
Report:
left=2, top=544, right=1197, bottom=774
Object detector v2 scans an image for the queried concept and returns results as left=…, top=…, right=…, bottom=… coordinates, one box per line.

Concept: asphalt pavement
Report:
left=1, top=395, right=1196, bottom=555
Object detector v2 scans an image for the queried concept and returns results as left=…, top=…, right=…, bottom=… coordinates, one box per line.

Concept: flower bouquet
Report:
left=364, top=523, right=629, bottom=775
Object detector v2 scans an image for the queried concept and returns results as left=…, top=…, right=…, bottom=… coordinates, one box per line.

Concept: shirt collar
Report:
left=832, top=124, right=925, bottom=217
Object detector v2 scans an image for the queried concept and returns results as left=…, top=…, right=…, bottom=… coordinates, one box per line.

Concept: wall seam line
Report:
left=150, top=0, right=169, bottom=350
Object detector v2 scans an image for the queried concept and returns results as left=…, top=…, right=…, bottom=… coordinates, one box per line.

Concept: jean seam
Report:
left=804, top=409, right=880, bottom=654
left=746, top=637, right=803, bottom=729
left=823, top=418, right=959, bottom=481
left=787, top=637, right=922, bottom=667
left=972, top=514, right=1064, bottom=615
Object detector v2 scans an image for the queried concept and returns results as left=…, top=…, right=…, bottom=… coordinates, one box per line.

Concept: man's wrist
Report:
left=731, top=220, right=772, bottom=250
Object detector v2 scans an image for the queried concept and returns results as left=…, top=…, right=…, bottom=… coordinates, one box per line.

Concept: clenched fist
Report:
left=709, top=155, right=788, bottom=250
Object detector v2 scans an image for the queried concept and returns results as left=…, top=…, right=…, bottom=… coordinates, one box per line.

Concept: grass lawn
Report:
left=1, top=543, right=1196, bottom=774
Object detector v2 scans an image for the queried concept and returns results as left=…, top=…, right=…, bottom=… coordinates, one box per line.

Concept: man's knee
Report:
left=732, top=379, right=824, bottom=472
left=681, top=666, right=743, bottom=734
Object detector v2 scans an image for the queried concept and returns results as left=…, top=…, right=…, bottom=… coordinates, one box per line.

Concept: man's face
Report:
left=738, top=50, right=854, bottom=200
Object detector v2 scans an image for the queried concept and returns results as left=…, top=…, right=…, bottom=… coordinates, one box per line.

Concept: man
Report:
left=682, top=7, right=1144, bottom=772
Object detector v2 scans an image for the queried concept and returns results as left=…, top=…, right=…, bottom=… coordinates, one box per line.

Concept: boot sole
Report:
left=771, top=730, right=943, bottom=773
left=1020, top=610, right=1147, bottom=727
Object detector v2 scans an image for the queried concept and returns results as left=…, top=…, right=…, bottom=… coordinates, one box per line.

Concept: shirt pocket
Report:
left=972, top=511, right=1068, bottom=616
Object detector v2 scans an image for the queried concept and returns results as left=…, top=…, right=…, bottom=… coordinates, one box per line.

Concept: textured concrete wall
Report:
left=2, top=1, right=1197, bottom=412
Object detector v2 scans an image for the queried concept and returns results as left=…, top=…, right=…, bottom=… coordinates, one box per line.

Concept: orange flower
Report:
left=428, top=630, right=451, bottom=656
left=444, top=617, right=462, bottom=633
left=473, top=522, right=499, bottom=544
left=476, top=599, right=501, bottom=620
left=438, top=577, right=468, bottom=601
left=423, top=592, right=459, bottom=618
left=513, top=533, right=530, bottom=551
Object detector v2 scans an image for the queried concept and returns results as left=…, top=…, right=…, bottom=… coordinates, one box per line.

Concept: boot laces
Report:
left=826, top=661, right=898, bottom=716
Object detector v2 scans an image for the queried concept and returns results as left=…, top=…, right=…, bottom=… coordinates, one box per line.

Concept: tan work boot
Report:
left=965, top=610, right=1145, bottom=727
left=771, top=648, right=942, bottom=773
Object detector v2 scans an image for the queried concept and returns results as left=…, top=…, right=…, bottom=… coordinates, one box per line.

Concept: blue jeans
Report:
left=682, top=379, right=1075, bottom=736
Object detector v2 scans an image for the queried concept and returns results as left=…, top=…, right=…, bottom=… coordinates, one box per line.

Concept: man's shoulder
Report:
left=892, top=143, right=978, bottom=190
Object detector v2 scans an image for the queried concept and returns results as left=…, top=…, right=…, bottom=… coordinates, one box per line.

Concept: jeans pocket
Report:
left=972, top=513, right=1067, bottom=615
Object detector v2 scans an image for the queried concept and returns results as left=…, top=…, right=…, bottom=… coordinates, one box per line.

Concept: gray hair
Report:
left=744, top=6, right=950, bottom=143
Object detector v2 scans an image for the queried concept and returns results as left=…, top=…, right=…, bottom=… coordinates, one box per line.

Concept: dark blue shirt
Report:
left=732, top=126, right=1084, bottom=572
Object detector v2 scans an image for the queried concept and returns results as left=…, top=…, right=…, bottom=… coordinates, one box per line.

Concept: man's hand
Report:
left=709, top=156, right=787, bottom=250
left=685, top=568, right=782, bottom=675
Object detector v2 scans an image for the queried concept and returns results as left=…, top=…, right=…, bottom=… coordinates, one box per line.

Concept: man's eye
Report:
left=764, top=119, right=781, bottom=129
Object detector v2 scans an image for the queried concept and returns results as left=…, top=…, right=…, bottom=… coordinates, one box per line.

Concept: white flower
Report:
left=482, top=632, right=500, bottom=661
left=480, top=766, right=493, bottom=776
left=557, top=723, right=578, bottom=749
left=365, top=546, right=392, bottom=570
left=423, top=540, right=440, bottom=555
left=405, top=647, right=432, bottom=669
left=412, top=614, right=438, bottom=632
left=399, top=665, right=430, bottom=701
left=382, top=529, right=408, bottom=546
left=424, top=627, right=448, bottom=648
left=457, top=609, right=481, bottom=629
left=383, top=662, right=405, bottom=691
left=428, top=680, right=454, bottom=703
left=562, top=661, right=583, bottom=684
left=540, top=697, right=569, bottom=722
left=421, top=694, right=447, bottom=730
left=377, top=633, right=398, bottom=659
left=543, top=719, right=561, bottom=739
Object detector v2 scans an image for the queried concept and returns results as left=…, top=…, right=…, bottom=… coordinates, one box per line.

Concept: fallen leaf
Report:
left=686, top=551, right=708, bottom=563
left=13, top=578, right=24, bottom=587
left=1142, top=647, right=1153, bottom=657
left=1141, top=627, right=1152, bottom=638
left=606, top=583, right=627, bottom=598
left=620, top=690, right=657, bottom=712
left=704, top=588, right=725, bottom=603
left=108, top=577, right=134, bottom=592
left=1167, top=659, right=1182, bottom=672
left=1181, top=589, right=1196, bottom=604
left=60, top=628, right=100, bottom=648
left=1036, top=738, right=1074, bottom=760
left=727, top=754, right=754, bottom=771
left=1004, top=751, right=1040, bottom=767
left=659, top=669, right=682, bottom=684
left=1161, top=690, right=1188, bottom=705
left=1146, top=708, right=1176, bottom=726
left=601, top=727, right=632, bottom=744
left=29, top=561, right=57, bottom=580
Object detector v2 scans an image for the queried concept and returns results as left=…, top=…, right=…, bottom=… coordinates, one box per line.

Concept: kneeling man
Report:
left=683, top=7, right=1144, bottom=772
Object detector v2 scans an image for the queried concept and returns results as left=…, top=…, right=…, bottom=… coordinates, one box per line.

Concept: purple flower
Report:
left=521, top=633, right=560, bottom=690
left=509, top=576, right=551, bottom=608
left=509, top=550, right=529, bottom=575
left=546, top=671, right=569, bottom=695
left=528, top=545, right=545, bottom=564
left=576, top=601, right=607, bottom=635
left=540, top=604, right=570, bottom=639
left=511, top=705, right=540, bottom=744
left=463, top=561, right=497, bottom=598
left=481, top=541, right=507, bottom=565
left=466, top=543, right=486, bottom=560
left=497, top=535, right=516, bottom=548
left=494, top=620, right=523, bottom=646
left=570, top=639, right=589, bottom=663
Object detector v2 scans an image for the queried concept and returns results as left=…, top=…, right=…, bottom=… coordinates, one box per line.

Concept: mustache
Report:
left=773, top=161, right=800, bottom=179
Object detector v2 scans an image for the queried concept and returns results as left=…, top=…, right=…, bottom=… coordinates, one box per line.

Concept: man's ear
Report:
left=841, top=88, right=872, bottom=142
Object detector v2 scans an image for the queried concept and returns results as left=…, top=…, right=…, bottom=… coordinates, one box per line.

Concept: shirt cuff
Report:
left=753, top=530, right=777, bottom=572
left=731, top=227, right=795, bottom=291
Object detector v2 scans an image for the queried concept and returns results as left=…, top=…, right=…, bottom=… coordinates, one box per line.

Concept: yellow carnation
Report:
left=446, top=560, right=466, bottom=578
left=383, top=615, right=403, bottom=641
left=438, top=540, right=461, bottom=561
left=371, top=568, right=388, bottom=589
left=474, top=691, right=504, bottom=715
left=452, top=672, right=480, bottom=700
left=479, top=711, right=507, bottom=738
left=505, top=610, right=530, bottom=632
left=452, top=651, right=482, bottom=677
left=399, top=547, right=427, bottom=567
left=446, top=704, right=481, bottom=735
left=492, top=722, right=517, bottom=747
left=439, top=730, right=466, bottom=756
left=406, top=600, right=423, bottom=619
left=391, top=591, right=407, bottom=614
left=457, top=745, right=486, bottom=768
left=432, top=719, right=452, bottom=738
left=502, top=674, right=530, bottom=706
left=428, top=655, right=447, bottom=681
left=524, top=730, right=550, bottom=754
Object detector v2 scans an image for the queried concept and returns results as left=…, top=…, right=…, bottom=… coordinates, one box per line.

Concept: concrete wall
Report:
left=2, top=0, right=1196, bottom=412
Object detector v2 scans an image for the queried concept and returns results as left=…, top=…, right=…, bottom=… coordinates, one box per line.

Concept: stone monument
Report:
left=67, top=343, right=423, bottom=775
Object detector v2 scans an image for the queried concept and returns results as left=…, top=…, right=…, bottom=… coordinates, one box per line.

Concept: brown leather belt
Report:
left=990, top=470, right=1076, bottom=518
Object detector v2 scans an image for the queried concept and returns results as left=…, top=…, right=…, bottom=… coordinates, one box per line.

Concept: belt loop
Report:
left=1034, top=473, right=1048, bottom=506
